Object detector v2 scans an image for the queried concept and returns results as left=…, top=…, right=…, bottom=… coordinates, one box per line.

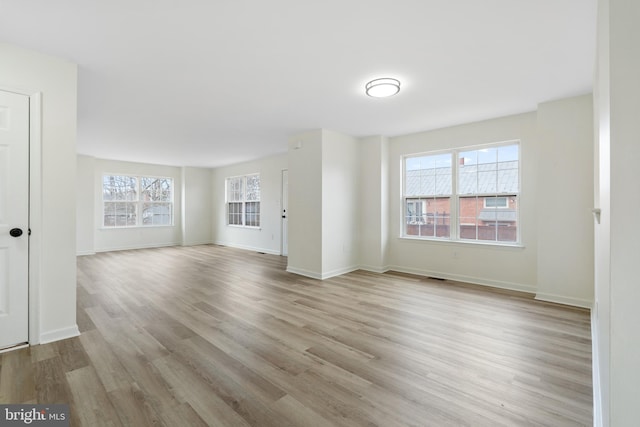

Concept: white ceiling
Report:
left=0, top=0, right=597, bottom=168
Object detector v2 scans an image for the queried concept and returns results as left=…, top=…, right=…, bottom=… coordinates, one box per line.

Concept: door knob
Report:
left=9, top=228, right=23, bottom=237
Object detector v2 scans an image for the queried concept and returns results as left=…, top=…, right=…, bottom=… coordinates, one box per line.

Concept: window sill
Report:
left=100, top=225, right=175, bottom=230
left=227, top=225, right=262, bottom=230
left=398, top=235, right=525, bottom=249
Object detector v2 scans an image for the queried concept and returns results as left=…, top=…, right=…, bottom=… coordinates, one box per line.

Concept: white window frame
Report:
left=225, top=173, right=261, bottom=228
left=483, top=196, right=509, bottom=208
left=102, top=174, right=174, bottom=228
left=402, top=140, right=520, bottom=246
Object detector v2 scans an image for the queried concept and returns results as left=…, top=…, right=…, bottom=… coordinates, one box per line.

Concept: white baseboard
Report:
left=76, top=250, right=96, bottom=256
left=286, top=266, right=322, bottom=280
left=320, top=265, right=359, bottom=280
left=359, top=264, right=390, bottom=274
left=286, top=265, right=360, bottom=280
left=95, top=242, right=179, bottom=253
left=40, top=325, right=80, bottom=344
left=535, top=293, right=593, bottom=309
left=387, top=265, right=536, bottom=295
left=213, top=240, right=281, bottom=256
left=181, top=240, right=214, bottom=247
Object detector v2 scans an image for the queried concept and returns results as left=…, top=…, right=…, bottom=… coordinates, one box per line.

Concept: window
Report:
left=403, top=142, right=519, bottom=244
left=103, top=175, right=173, bottom=227
left=226, top=174, right=260, bottom=227
left=404, top=153, right=452, bottom=238
left=484, top=197, right=508, bottom=208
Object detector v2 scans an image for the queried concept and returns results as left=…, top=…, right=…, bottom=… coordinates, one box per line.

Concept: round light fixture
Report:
left=365, top=78, right=400, bottom=98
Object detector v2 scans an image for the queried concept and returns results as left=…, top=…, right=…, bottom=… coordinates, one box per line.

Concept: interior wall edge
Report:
left=534, top=293, right=594, bottom=309
left=39, top=325, right=80, bottom=345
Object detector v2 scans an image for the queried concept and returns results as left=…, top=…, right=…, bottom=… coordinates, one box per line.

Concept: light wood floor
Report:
left=0, top=245, right=592, bottom=426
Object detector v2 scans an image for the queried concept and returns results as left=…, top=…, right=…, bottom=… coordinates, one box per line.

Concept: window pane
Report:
left=245, top=201, right=260, bottom=227
left=459, top=221, right=477, bottom=240
left=460, top=195, right=518, bottom=242
left=498, top=144, right=519, bottom=193
left=459, top=196, right=478, bottom=240
left=405, top=197, right=450, bottom=238
left=114, top=202, right=136, bottom=227
left=103, top=175, right=137, bottom=201
left=141, top=177, right=172, bottom=202
left=142, top=202, right=172, bottom=226
left=246, top=175, right=261, bottom=202
left=103, top=202, right=116, bottom=227
left=458, top=144, right=519, bottom=243
left=477, top=160, right=497, bottom=194
left=432, top=198, right=451, bottom=238
left=227, top=177, right=243, bottom=202
left=497, top=197, right=518, bottom=242
left=458, top=151, right=477, bottom=195
left=498, top=144, right=519, bottom=162
left=405, top=198, right=422, bottom=236
left=478, top=147, right=498, bottom=164
left=405, top=154, right=451, bottom=196
left=419, top=222, right=434, bottom=237
left=228, top=202, right=242, bottom=225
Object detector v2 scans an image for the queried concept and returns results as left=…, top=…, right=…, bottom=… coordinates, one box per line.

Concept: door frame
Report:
left=0, top=87, right=43, bottom=346
left=281, top=169, right=288, bottom=256
left=28, top=92, right=43, bottom=345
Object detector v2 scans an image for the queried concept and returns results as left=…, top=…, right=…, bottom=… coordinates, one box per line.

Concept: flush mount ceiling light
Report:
left=365, top=77, right=400, bottom=98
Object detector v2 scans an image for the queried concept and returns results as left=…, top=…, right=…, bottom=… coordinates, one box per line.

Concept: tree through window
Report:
left=103, top=175, right=174, bottom=227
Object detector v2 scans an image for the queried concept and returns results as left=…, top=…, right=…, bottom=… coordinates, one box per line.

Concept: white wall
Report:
left=181, top=167, right=213, bottom=246
left=388, top=112, right=539, bottom=293
left=603, top=0, right=640, bottom=425
left=285, top=129, right=362, bottom=279
left=287, top=131, right=323, bottom=275
left=0, top=42, right=78, bottom=344
left=359, top=135, right=390, bottom=272
left=536, top=95, right=594, bottom=307
left=211, top=153, right=288, bottom=255
left=322, top=130, right=360, bottom=277
left=76, top=155, right=96, bottom=255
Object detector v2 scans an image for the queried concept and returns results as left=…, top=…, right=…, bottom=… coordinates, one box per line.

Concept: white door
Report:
left=281, top=169, right=288, bottom=256
left=0, top=90, right=29, bottom=349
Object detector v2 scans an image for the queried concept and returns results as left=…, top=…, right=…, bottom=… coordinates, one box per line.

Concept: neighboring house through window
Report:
left=103, top=175, right=174, bottom=227
left=403, top=142, right=519, bottom=244
left=226, top=174, right=260, bottom=227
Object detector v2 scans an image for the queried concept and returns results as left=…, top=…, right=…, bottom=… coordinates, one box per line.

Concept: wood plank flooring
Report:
left=0, top=245, right=592, bottom=426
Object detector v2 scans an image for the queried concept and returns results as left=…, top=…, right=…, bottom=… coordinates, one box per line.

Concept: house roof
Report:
left=478, top=209, right=518, bottom=222
left=406, top=161, right=518, bottom=196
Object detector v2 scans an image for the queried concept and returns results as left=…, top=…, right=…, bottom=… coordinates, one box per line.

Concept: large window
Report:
left=226, top=174, right=260, bottom=227
left=403, top=142, right=519, bottom=244
left=103, top=175, right=173, bottom=227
